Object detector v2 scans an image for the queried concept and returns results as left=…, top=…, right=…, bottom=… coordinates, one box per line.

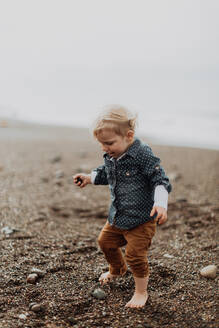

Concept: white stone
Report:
left=18, top=314, right=27, bottom=320
left=163, top=253, right=174, bottom=259
left=31, top=267, right=46, bottom=277
left=1, top=226, right=20, bottom=235
left=200, top=265, right=217, bottom=279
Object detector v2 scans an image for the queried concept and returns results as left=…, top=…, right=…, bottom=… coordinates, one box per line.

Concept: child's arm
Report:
left=151, top=185, right=168, bottom=225
left=140, top=146, right=171, bottom=225
left=73, top=173, right=91, bottom=188
left=150, top=205, right=167, bottom=225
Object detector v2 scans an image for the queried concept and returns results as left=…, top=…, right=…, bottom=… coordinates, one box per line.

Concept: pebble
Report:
left=67, top=317, right=78, bottom=324
left=163, top=253, right=174, bottom=259
left=29, top=303, right=42, bottom=312
left=50, top=155, right=62, bottom=163
left=200, top=265, right=217, bottom=279
left=31, top=267, right=46, bottom=277
left=40, top=176, right=49, bottom=183
left=26, top=273, right=38, bottom=284
left=176, top=198, right=187, bottom=203
left=1, top=226, right=20, bottom=235
left=168, top=172, right=182, bottom=181
left=55, top=170, right=64, bottom=179
left=92, top=288, right=106, bottom=300
left=18, top=314, right=27, bottom=320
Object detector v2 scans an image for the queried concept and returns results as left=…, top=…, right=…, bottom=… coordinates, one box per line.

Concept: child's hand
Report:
left=73, top=174, right=91, bottom=188
left=150, top=206, right=167, bottom=225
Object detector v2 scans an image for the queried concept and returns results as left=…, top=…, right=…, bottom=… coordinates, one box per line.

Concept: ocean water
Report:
left=137, top=111, right=219, bottom=150
left=0, top=109, right=218, bottom=150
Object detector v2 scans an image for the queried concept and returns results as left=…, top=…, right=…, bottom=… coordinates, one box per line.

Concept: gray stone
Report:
left=92, top=288, right=106, bottom=300
left=1, top=226, right=20, bottom=235
left=163, top=253, right=174, bottom=259
left=31, top=267, right=46, bottom=277
left=50, top=155, right=62, bottom=163
left=55, top=170, right=64, bottom=179
left=18, top=314, right=27, bottom=320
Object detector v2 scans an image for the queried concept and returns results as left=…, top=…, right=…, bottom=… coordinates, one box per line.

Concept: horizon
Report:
left=0, top=114, right=218, bottom=151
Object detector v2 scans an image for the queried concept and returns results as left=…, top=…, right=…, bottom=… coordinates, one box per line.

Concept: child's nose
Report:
left=102, top=145, right=109, bottom=152
left=102, top=146, right=108, bottom=152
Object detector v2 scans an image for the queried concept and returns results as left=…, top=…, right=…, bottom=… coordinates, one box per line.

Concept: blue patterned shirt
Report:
left=93, top=138, right=172, bottom=230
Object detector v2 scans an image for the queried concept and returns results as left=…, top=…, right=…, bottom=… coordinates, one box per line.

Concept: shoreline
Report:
left=1, top=117, right=219, bottom=151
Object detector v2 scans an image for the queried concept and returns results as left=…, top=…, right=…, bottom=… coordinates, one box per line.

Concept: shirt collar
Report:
left=103, top=137, right=141, bottom=161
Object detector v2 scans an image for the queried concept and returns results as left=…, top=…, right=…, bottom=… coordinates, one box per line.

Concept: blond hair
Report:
left=93, top=105, right=137, bottom=138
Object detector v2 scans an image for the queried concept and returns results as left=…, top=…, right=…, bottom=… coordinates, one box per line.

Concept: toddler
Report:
left=73, top=106, right=172, bottom=308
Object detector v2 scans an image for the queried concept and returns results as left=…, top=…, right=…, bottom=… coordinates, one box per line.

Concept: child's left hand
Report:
left=150, top=206, right=167, bottom=225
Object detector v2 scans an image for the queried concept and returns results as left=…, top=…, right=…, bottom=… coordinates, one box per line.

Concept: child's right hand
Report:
left=73, top=173, right=91, bottom=188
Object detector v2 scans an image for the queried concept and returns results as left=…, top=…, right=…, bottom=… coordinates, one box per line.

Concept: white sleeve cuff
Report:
left=153, top=185, right=168, bottom=210
left=90, top=171, right=97, bottom=184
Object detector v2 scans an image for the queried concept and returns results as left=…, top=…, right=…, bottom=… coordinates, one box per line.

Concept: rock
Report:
left=50, top=155, right=62, bottom=163
left=1, top=226, right=20, bottom=235
left=55, top=170, right=64, bottom=179
left=26, top=273, right=38, bottom=284
left=50, top=205, right=63, bottom=212
left=41, top=176, right=49, bottom=183
left=200, top=265, right=217, bottom=279
left=30, top=303, right=42, bottom=312
left=67, top=317, right=78, bottom=324
left=29, top=302, right=38, bottom=309
left=18, top=314, right=27, bottom=320
left=92, top=288, right=106, bottom=300
left=55, top=181, right=63, bottom=187
left=176, top=198, right=187, bottom=203
left=168, top=172, right=182, bottom=182
left=163, top=253, right=174, bottom=259
left=31, top=267, right=46, bottom=277
left=61, top=212, right=70, bottom=218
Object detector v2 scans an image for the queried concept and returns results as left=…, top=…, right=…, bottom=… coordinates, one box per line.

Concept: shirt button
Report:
left=126, top=171, right=130, bottom=176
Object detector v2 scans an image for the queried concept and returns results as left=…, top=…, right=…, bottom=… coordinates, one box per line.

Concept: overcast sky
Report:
left=0, top=0, right=218, bottom=147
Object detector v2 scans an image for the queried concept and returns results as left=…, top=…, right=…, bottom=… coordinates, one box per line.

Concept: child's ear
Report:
left=127, top=130, right=134, bottom=140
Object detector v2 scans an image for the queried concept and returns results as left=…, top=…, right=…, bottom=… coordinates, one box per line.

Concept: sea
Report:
left=0, top=109, right=218, bottom=150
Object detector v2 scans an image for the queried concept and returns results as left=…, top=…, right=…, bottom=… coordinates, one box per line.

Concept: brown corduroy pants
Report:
left=98, top=220, right=156, bottom=278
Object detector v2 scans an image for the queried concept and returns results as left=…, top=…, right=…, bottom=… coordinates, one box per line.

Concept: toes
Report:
left=99, top=277, right=110, bottom=285
left=125, top=302, right=132, bottom=308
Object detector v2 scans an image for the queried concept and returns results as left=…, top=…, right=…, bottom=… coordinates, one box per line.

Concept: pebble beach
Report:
left=0, top=119, right=218, bottom=328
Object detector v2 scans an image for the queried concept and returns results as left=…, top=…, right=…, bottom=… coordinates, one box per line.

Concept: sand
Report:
left=0, top=120, right=218, bottom=328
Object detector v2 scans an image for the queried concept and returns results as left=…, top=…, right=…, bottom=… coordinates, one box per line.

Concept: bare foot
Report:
left=99, top=271, right=117, bottom=285
left=125, top=291, right=148, bottom=308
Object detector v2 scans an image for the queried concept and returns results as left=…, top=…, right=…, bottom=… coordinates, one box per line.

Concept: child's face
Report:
left=97, top=129, right=134, bottom=159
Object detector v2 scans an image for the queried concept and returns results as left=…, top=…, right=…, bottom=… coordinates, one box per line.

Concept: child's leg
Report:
left=98, top=221, right=127, bottom=284
left=125, top=276, right=149, bottom=308
left=124, top=220, right=156, bottom=308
